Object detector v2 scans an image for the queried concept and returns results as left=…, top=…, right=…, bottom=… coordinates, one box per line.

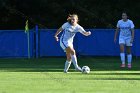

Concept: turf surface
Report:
left=0, top=57, right=140, bottom=93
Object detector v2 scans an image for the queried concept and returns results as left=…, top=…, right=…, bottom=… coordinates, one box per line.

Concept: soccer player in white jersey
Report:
left=54, top=14, right=91, bottom=73
left=114, top=12, right=135, bottom=68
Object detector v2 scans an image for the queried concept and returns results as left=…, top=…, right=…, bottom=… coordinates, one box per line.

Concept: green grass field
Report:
left=0, top=57, right=140, bottom=93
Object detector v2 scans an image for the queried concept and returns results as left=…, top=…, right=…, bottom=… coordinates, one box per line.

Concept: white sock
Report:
left=120, top=53, right=125, bottom=64
left=127, top=54, right=132, bottom=65
left=64, top=60, right=71, bottom=72
left=71, top=55, right=82, bottom=71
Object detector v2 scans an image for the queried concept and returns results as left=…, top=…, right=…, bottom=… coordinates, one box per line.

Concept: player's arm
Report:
left=130, top=28, right=134, bottom=43
left=54, top=27, right=63, bottom=41
left=114, top=21, right=120, bottom=43
left=114, top=27, right=119, bottom=43
left=130, top=21, right=135, bottom=43
left=82, top=31, right=91, bottom=36
left=78, top=26, right=91, bottom=36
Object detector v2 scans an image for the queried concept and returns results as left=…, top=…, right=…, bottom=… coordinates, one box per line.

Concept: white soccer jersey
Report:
left=60, top=22, right=86, bottom=49
left=117, top=19, right=134, bottom=38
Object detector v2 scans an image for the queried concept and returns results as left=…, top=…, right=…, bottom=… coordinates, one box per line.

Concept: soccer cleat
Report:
left=120, top=64, right=125, bottom=68
left=75, top=66, right=82, bottom=72
left=128, top=64, right=131, bottom=69
left=64, top=70, right=69, bottom=73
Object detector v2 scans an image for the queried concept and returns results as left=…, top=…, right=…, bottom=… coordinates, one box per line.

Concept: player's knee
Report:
left=120, top=49, right=123, bottom=51
left=127, top=51, right=131, bottom=54
left=120, top=49, right=124, bottom=53
left=66, top=53, right=71, bottom=61
left=126, top=47, right=131, bottom=54
left=66, top=47, right=76, bottom=55
left=67, top=55, right=71, bottom=61
left=70, top=50, right=76, bottom=55
left=120, top=47, right=124, bottom=52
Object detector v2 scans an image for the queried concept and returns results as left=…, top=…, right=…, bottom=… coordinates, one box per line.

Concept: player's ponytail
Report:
left=67, top=14, right=72, bottom=23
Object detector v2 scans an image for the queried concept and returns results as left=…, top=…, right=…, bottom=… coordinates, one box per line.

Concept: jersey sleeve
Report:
left=117, top=21, right=120, bottom=28
left=77, top=25, right=86, bottom=33
left=61, top=22, right=68, bottom=30
left=130, top=20, right=135, bottom=29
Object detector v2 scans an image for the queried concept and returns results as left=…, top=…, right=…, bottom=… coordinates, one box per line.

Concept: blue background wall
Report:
left=0, top=29, right=139, bottom=58
left=0, top=30, right=34, bottom=58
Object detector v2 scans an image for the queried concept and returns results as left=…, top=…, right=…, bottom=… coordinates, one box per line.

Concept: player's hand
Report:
left=88, top=31, right=91, bottom=35
left=83, top=31, right=91, bottom=36
left=85, top=31, right=91, bottom=36
left=54, top=36, right=59, bottom=42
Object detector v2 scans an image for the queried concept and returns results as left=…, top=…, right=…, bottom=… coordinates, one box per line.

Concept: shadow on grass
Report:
left=0, top=57, right=139, bottom=72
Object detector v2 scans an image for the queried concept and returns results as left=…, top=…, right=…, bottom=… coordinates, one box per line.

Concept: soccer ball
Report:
left=82, top=66, right=90, bottom=74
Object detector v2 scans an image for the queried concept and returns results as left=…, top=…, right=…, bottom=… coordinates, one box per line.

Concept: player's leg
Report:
left=119, top=38, right=125, bottom=67
left=126, top=46, right=132, bottom=68
left=60, top=41, right=72, bottom=73
left=66, top=47, right=82, bottom=71
left=126, top=38, right=132, bottom=68
left=120, top=44, right=125, bottom=67
left=64, top=50, right=72, bottom=73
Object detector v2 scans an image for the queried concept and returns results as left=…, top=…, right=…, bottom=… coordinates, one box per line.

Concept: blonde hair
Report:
left=67, top=14, right=79, bottom=23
